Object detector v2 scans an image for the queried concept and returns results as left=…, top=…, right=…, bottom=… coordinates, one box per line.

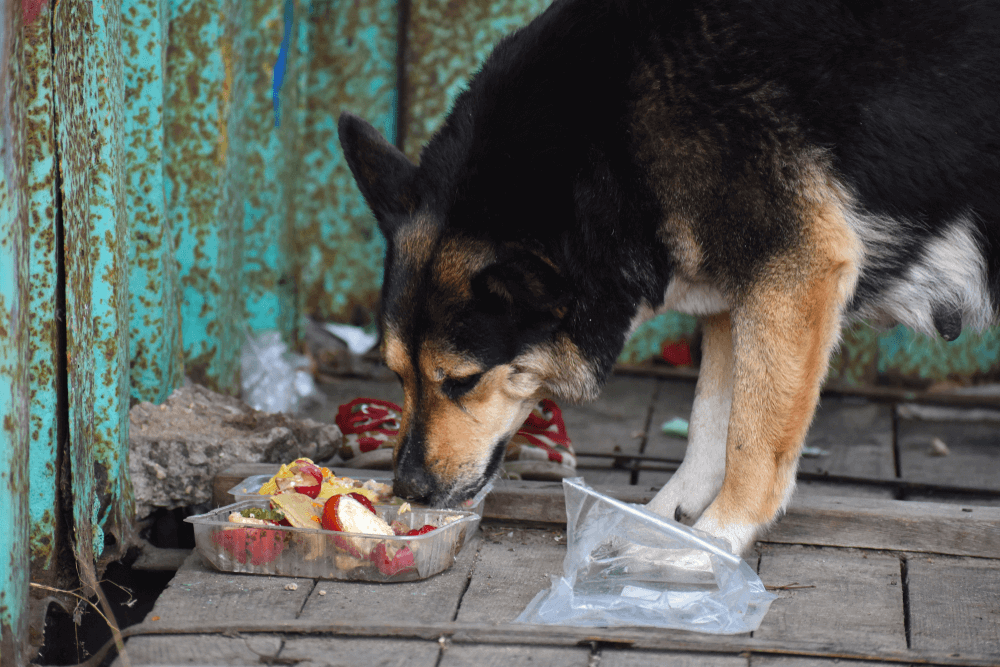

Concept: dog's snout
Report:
left=392, top=466, right=435, bottom=504
left=393, top=432, right=436, bottom=503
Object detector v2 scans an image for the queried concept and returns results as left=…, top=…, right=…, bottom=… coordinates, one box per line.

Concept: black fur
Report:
left=342, top=0, right=1000, bottom=378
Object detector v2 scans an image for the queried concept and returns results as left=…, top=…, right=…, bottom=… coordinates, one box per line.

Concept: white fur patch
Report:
left=646, top=387, right=731, bottom=523
left=847, top=211, right=993, bottom=334
left=661, top=277, right=730, bottom=316
left=691, top=513, right=759, bottom=556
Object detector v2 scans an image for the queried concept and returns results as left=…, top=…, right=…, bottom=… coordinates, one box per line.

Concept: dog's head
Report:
left=338, top=112, right=599, bottom=506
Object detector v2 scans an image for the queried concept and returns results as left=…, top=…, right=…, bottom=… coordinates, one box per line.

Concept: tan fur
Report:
left=698, top=167, right=861, bottom=536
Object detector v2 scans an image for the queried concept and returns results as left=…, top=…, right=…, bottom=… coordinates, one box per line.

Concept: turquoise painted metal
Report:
left=237, top=0, right=301, bottom=341
left=295, top=0, right=398, bottom=324
left=53, top=0, right=134, bottom=564
left=879, top=325, right=1000, bottom=384
left=1, top=2, right=38, bottom=662
left=164, top=0, right=244, bottom=393
left=123, top=0, right=184, bottom=404
left=403, top=0, right=552, bottom=159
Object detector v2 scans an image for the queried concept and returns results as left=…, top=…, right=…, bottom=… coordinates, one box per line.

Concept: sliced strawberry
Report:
left=406, top=524, right=436, bottom=537
left=347, top=492, right=377, bottom=514
left=371, top=543, right=416, bottom=577
left=212, top=527, right=286, bottom=565
left=321, top=495, right=347, bottom=532
left=291, top=460, right=324, bottom=498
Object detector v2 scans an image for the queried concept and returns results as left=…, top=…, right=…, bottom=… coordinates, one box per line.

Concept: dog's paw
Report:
left=692, top=509, right=760, bottom=556
left=646, top=469, right=720, bottom=527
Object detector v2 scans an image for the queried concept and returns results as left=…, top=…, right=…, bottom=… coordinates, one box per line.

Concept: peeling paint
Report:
left=123, top=0, right=184, bottom=404
left=1, top=1, right=34, bottom=661
left=53, top=0, right=134, bottom=568
left=294, top=0, right=397, bottom=325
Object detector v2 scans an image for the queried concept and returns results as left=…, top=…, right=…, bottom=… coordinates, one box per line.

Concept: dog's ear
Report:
left=471, top=250, right=571, bottom=326
left=338, top=112, right=418, bottom=235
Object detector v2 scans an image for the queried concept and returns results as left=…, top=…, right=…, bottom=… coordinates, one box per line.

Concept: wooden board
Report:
left=755, top=545, right=906, bottom=652
left=296, top=536, right=480, bottom=624
left=642, top=379, right=697, bottom=462
left=907, top=556, right=1000, bottom=654
left=145, top=552, right=313, bottom=623
left=763, top=495, right=1000, bottom=559
left=896, top=419, right=1000, bottom=491
left=113, top=634, right=284, bottom=666
left=438, top=644, right=592, bottom=667
left=559, top=375, right=657, bottom=461
left=455, top=527, right=566, bottom=624
left=600, top=649, right=748, bottom=667
left=749, top=658, right=900, bottom=667
left=279, top=637, right=442, bottom=667
left=797, top=397, right=896, bottom=480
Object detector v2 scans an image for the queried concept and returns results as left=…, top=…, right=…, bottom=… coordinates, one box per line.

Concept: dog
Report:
left=339, top=0, right=1000, bottom=555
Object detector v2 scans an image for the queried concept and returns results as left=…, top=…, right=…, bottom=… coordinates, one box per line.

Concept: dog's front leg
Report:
left=647, top=312, right=734, bottom=525
left=691, top=243, right=857, bottom=555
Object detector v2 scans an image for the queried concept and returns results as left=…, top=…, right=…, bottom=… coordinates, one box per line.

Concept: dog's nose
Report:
left=392, top=433, right=435, bottom=503
left=392, top=466, right=435, bottom=504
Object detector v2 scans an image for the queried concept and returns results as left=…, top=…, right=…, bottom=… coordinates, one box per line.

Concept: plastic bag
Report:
left=515, top=478, right=775, bottom=634
left=241, top=330, right=318, bottom=413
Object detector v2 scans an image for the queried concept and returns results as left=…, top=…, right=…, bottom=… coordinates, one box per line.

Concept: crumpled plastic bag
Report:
left=515, top=478, right=776, bottom=634
left=241, top=330, right=318, bottom=413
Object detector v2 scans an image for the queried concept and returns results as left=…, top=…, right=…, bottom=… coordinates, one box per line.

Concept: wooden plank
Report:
left=455, top=527, right=566, bottom=624
left=755, top=546, right=906, bottom=652
left=636, top=379, right=697, bottom=463
left=297, top=536, right=480, bottom=624
left=907, top=556, right=1000, bottom=654
left=577, top=468, right=635, bottom=486
left=791, top=480, right=893, bottom=500
left=560, top=376, right=658, bottom=460
left=438, top=644, right=591, bottom=667
left=897, top=418, right=1000, bottom=491
left=145, top=552, right=313, bottom=623
left=115, top=635, right=284, bottom=666
left=765, top=495, right=1000, bottom=559
left=280, top=638, right=441, bottom=667
left=797, top=398, right=896, bottom=480
left=750, top=658, right=899, bottom=667
left=600, top=649, right=747, bottom=667
left=109, top=617, right=1000, bottom=667
left=213, top=473, right=1000, bottom=558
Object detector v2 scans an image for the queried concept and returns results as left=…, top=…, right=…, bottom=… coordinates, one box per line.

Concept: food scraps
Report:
left=212, top=473, right=454, bottom=577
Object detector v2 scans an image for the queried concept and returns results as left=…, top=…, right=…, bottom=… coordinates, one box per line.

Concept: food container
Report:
left=187, top=499, right=480, bottom=582
left=228, top=474, right=494, bottom=517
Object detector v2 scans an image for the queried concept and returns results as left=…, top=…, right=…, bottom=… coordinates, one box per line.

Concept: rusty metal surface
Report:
left=10, top=0, right=61, bottom=587
left=294, top=0, right=397, bottom=325
left=123, top=0, right=184, bottom=404
left=53, top=0, right=134, bottom=565
left=164, top=0, right=243, bottom=393
left=878, top=325, right=1000, bottom=386
left=237, top=0, right=300, bottom=340
left=1, top=2, right=38, bottom=662
left=403, top=0, right=551, bottom=160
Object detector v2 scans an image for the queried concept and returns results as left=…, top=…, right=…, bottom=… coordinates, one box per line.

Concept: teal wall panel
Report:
left=123, top=0, right=184, bottom=404
left=0, top=3, right=33, bottom=661
left=295, top=0, right=398, bottom=324
left=20, top=0, right=62, bottom=582
left=879, top=325, right=1000, bottom=384
left=53, top=0, right=134, bottom=563
left=238, top=0, right=300, bottom=340
left=403, top=0, right=552, bottom=160
left=164, top=0, right=244, bottom=393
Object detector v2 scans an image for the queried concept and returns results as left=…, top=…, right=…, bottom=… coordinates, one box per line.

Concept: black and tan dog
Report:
left=339, top=0, right=1000, bottom=555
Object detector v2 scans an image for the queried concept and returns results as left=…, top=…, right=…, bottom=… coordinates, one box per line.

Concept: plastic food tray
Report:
left=228, top=474, right=493, bottom=517
left=187, top=499, right=480, bottom=582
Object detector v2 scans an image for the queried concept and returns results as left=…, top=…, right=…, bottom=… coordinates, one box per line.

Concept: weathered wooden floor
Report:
left=118, top=375, right=1000, bottom=666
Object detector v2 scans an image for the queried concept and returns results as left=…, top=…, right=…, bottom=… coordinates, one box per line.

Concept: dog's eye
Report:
left=442, top=373, right=483, bottom=400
